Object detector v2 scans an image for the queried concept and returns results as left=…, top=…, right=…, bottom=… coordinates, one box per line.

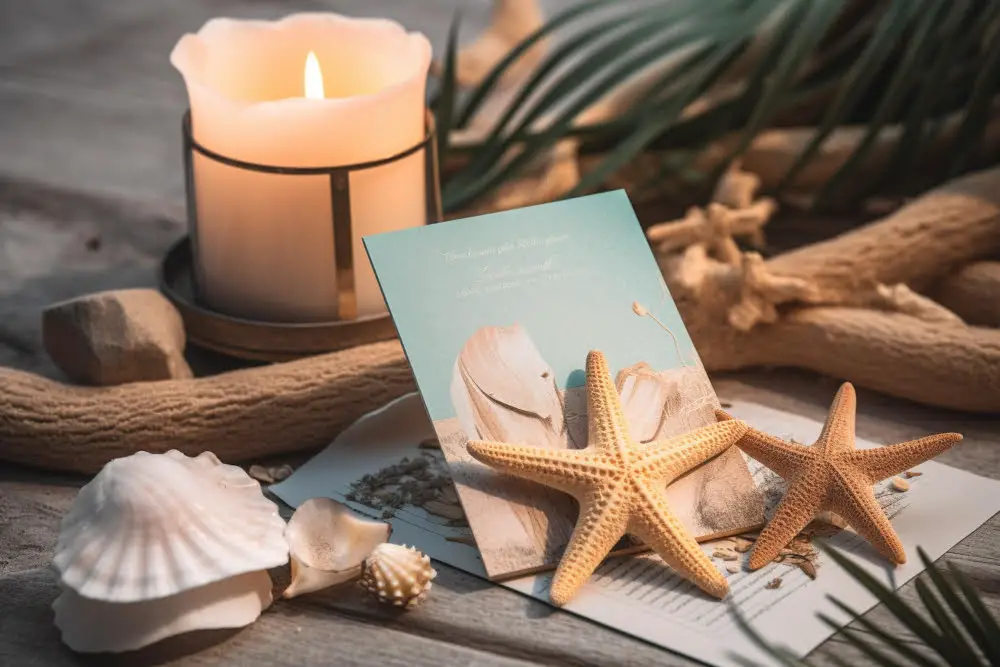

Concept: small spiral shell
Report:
left=359, top=544, right=436, bottom=609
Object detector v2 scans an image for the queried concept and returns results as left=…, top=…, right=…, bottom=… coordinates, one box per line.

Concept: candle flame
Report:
left=304, top=51, right=324, bottom=99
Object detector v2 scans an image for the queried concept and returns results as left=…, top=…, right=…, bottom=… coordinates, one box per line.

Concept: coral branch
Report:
left=647, top=200, right=774, bottom=262
left=658, top=167, right=1000, bottom=413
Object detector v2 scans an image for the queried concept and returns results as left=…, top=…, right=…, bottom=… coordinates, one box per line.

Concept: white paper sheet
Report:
left=271, top=393, right=1000, bottom=667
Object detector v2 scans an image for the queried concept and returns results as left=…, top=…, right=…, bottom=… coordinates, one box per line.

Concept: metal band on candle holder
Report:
left=181, top=109, right=443, bottom=321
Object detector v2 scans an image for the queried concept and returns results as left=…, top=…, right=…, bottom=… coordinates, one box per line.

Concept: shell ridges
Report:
left=53, top=450, right=288, bottom=603
left=359, top=543, right=436, bottom=609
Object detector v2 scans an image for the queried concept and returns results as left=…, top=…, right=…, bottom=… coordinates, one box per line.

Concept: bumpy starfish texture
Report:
left=718, top=383, right=961, bottom=570
left=466, top=350, right=749, bottom=605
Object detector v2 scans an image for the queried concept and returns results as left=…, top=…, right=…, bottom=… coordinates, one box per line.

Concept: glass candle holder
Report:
left=171, top=13, right=435, bottom=323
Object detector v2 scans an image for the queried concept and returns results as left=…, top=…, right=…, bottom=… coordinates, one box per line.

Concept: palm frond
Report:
left=438, top=0, right=1000, bottom=214
left=814, top=0, right=950, bottom=204
left=734, top=542, right=1000, bottom=666
left=433, top=12, right=461, bottom=171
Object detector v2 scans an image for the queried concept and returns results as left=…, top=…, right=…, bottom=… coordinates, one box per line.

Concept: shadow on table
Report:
left=68, top=628, right=245, bottom=667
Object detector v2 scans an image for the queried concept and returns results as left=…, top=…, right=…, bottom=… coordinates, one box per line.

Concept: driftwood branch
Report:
left=930, top=261, right=1000, bottom=328
left=657, top=166, right=1000, bottom=414
left=711, top=307, right=1000, bottom=413
left=0, top=341, right=413, bottom=474
left=766, top=168, right=1000, bottom=294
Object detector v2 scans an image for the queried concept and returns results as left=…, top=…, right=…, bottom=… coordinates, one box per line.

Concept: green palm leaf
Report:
left=433, top=13, right=461, bottom=171
left=438, top=0, right=1000, bottom=214
left=734, top=542, right=1000, bottom=666
left=814, top=0, right=949, bottom=204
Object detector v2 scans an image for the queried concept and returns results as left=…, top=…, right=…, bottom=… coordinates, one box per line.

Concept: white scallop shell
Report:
left=359, top=543, right=436, bottom=609
left=53, top=450, right=288, bottom=603
left=53, top=570, right=273, bottom=653
left=283, top=497, right=391, bottom=599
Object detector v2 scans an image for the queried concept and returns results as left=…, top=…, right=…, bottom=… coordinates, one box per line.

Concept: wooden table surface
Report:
left=2, top=1, right=999, bottom=665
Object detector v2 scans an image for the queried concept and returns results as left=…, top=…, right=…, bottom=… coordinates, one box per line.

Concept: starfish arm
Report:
left=849, top=433, right=963, bottom=484
left=629, top=479, right=728, bottom=598
left=466, top=440, right=609, bottom=496
left=716, top=410, right=812, bottom=480
left=817, top=383, right=857, bottom=454
left=636, top=420, right=749, bottom=482
left=549, top=490, right=631, bottom=606
left=748, top=478, right=826, bottom=569
left=584, top=351, right=632, bottom=454
left=828, top=473, right=906, bottom=564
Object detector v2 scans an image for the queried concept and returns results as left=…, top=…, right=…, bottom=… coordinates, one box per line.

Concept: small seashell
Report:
left=765, top=577, right=782, bottom=589
left=903, top=470, right=923, bottom=479
left=359, top=543, right=437, bottom=610
left=798, top=561, right=818, bottom=579
left=283, top=498, right=391, bottom=599
left=53, top=450, right=288, bottom=604
left=53, top=570, right=272, bottom=653
left=725, top=563, right=740, bottom=574
left=890, top=477, right=910, bottom=492
left=248, top=463, right=294, bottom=484
left=712, top=548, right=739, bottom=561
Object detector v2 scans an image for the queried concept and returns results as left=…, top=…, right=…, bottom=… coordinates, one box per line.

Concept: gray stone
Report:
left=41, top=288, right=192, bottom=385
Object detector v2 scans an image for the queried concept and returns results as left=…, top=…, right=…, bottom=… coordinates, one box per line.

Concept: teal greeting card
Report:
left=365, top=190, right=763, bottom=579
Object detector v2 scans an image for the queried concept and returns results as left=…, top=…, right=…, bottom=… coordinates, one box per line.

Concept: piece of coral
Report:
left=653, top=164, right=1000, bottom=413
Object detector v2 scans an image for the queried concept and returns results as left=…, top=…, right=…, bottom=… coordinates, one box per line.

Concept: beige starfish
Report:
left=717, top=383, right=962, bottom=570
left=466, top=350, right=749, bottom=605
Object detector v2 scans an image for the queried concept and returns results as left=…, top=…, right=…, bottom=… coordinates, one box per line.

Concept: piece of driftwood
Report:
left=3, top=171, right=997, bottom=474
left=0, top=340, right=414, bottom=474
left=4, top=169, right=998, bottom=473
left=930, top=261, right=1000, bottom=328
left=653, top=166, right=1000, bottom=413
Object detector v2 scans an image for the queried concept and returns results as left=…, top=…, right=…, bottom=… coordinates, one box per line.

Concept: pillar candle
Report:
left=171, top=14, right=432, bottom=322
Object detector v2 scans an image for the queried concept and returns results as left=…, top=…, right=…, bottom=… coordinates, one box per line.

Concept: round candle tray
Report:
left=158, top=236, right=397, bottom=362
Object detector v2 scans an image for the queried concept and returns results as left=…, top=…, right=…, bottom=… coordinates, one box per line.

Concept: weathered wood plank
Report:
left=0, top=477, right=76, bottom=577
left=0, top=471, right=695, bottom=666
left=4, top=378, right=998, bottom=667
left=0, top=567, right=558, bottom=667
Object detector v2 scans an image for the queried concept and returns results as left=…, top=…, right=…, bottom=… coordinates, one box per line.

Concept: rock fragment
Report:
left=43, top=289, right=192, bottom=385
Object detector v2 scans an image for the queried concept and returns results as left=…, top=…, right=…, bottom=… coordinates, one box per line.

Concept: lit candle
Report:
left=171, top=14, right=432, bottom=322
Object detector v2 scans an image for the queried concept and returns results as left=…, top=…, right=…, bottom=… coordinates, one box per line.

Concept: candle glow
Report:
left=304, top=51, right=324, bottom=99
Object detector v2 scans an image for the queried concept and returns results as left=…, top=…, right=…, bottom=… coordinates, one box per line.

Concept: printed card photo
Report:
left=365, top=190, right=765, bottom=579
